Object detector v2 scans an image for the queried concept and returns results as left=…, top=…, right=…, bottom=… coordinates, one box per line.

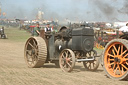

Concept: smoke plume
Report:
left=1, top=0, right=128, bottom=22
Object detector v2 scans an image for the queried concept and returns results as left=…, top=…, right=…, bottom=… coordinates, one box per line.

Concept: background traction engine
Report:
left=24, top=26, right=100, bottom=72
left=0, top=27, right=7, bottom=39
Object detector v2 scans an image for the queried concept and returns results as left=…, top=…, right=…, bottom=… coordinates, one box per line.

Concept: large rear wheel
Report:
left=103, top=39, right=128, bottom=80
left=24, top=37, right=47, bottom=68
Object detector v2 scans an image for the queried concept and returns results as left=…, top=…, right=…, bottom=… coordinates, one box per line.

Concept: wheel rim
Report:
left=59, top=49, right=75, bottom=72
left=83, top=50, right=99, bottom=71
left=25, top=38, right=39, bottom=67
left=104, top=42, right=128, bottom=78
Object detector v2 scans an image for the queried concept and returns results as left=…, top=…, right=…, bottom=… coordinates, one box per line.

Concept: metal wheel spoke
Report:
left=67, top=62, right=71, bottom=68
left=61, top=56, right=65, bottom=61
left=34, top=55, right=38, bottom=61
left=68, top=57, right=72, bottom=61
left=28, top=56, right=31, bottom=60
left=33, top=40, right=37, bottom=48
left=28, top=54, right=33, bottom=59
left=124, top=58, right=128, bottom=61
left=68, top=55, right=71, bottom=60
left=65, top=51, right=68, bottom=58
left=118, top=64, right=122, bottom=75
left=117, top=45, right=120, bottom=55
left=65, top=63, right=69, bottom=68
left=108, top=59, right=114, bottom=62
left=86, top=61, right=89, bottom=64
left=35, top=52, right=38, bottom=57
left=112, top=63, right=116, bottom=71
left=62, top=60, right=66, bottom=66
left=121, top=50, right=127, bottom=56
left=108, top=62, right=114, bottom=66
left=62, top=64, right=66, bottom=68
left=63, top=62, right=66, bottom=68
left=113, top=45, right=118, bottom=54
left=112, top=49, right=116, bottom=56
left=93, top=62, right=95, bottom=67
left=28, top=42, right=34, bottom=49
left=61, top=54, right=65, bottom=58
left=87, top=64, right=90, bottom=69
left=26, top=49, right=32, bottom=52
left=69, top=60, right=73, bottom=63
left=126, top=62, right=128, bottom=65
left=121, top=64, right=128, bottom=70
left=114, top=66, right=118, bottom=75
left=91, top=63, right=94, bottom=69
left=123, top=58, right=128, bottom=61
left=89, top=63, right=91, bottom=69
left=32, top=55, right=36, bottom=62
left=108, top=53, right=114, bottom=58
left=123, top=53, right=128, bottom=58
left=63, top=64, right=67, bottom=69
left=27, top=57, right=32, bottom=62
left=89, top=52, right=91, bottom=56
left=31, top=57, right=34, bottom=65
left=88, top=62, right=91, bottom=69
left=66, top=64, right=69, bottom=68
left=86, top=53, right=89, bottom=57
left=26, top=52, right=32, bottom=56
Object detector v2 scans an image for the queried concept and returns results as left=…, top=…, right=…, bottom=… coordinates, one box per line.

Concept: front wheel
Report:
left=59, top=49, right=75, bottom=72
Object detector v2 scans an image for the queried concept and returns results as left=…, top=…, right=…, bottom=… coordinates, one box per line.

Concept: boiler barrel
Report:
left=55, top=27, right=94, bottom=52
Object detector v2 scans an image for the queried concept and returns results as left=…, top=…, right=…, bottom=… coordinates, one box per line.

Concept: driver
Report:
left=33, top=22, right=40, bottom=36
left=44, top=24, right=53, bottom=33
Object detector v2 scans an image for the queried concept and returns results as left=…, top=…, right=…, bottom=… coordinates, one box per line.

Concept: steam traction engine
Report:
left=24, top=26, right=100, bottom=72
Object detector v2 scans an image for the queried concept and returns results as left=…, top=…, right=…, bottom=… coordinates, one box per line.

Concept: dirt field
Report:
left=0, top=27, right=128, bottom=85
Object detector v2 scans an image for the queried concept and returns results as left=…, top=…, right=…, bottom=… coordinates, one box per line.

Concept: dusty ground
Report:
left=0, top=27, right=128, bottom=85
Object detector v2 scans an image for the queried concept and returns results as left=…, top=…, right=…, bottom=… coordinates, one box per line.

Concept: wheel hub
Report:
left=32, top=49, right=35, bottom=54
left=114, top=57, right=120, bottom=63
left=66, top=57, right=70, bottom=63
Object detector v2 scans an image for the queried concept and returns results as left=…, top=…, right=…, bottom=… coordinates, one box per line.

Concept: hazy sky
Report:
left=0, top=0, right=128, bottom=22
